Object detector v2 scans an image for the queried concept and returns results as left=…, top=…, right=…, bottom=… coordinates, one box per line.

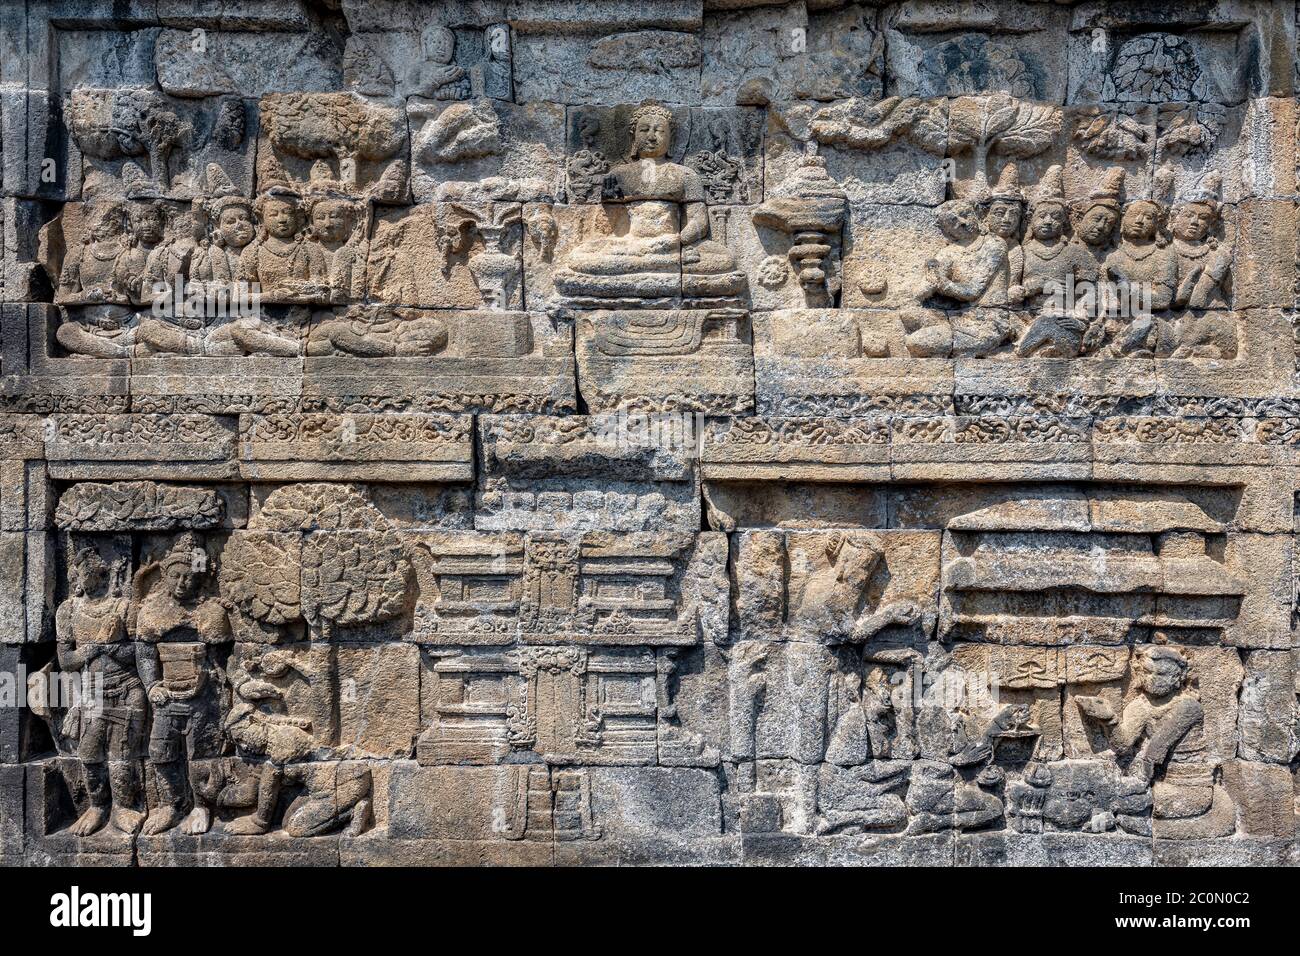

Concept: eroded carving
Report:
left=8, top=0, right=1297, bottom=870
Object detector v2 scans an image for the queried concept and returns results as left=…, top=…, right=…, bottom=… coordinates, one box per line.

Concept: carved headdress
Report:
left=85, top=200, right=128, bottom=238
left=1077, top=166, right=1125, bottom=215
left=127, top=200, right=166, bottom=233
left=1028, top=164, right=1067, bottom=211
left=158, top=530, right=207, bottom=575
left=1137, top=644, right=1190, bottom=680
left=252, top=183, right=305, bottom=224
left=203, top=163, right=251, bottom=220
left=989, top=162, right=1023, bottom=203
left=1122, top=165, right=1174, bottom=225
left=206, top=193, right=253, bottom=230
left=628, top=101, right=674, bottom=132
left=1181, top=169, right=1223, bottom=209
left=203, top=163, right=238, bottom=199
left=67, top=538, right=128, bottom=596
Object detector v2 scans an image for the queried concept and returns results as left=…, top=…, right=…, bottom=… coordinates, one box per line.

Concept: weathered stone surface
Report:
left=3, top=0, right=1299, bottom=868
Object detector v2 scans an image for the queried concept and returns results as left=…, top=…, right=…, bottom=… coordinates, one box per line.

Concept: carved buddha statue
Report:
left=413, top=25, right=470, bottom=100
left=555, top=102, right=745, bottom=306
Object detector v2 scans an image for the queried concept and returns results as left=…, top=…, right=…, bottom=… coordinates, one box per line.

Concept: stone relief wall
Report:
left=1, top=0, right=1299, bottom=867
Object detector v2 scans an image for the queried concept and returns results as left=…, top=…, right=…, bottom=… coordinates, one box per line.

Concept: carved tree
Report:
left=1103, top=33, right=1203, bottom=103
left=947, top=94, right=1061, bottom=183
left=220, top=483, right=411, bottom=640
left=1156, top=103, right=1224, bottom=160
left=416, top=101, right=503, bottom=164
left=1073, top=109, right=1151, bottom=161
left=261, top=92, right=407, bottom=187
left=67, top=88, right=193, bottom=193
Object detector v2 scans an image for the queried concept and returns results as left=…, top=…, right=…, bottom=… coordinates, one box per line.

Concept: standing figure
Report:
left=132, top=533, right=232, bottom=835
left=566, top=114, right=610, bottom=204
left=55, top=544, right=146, bottom=836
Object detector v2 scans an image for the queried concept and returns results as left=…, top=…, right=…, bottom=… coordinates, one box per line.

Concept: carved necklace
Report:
left=1025, top=238, right=1066, bottom=261
left=1121, top=241, right=1157, bottom=261
left=71, top=596, right=125, bottom=641
left=88, top=242, right=122, bottom=262
left=262, top=239, right=298, bottom=260
left=1173, top=239, right=1210, bottom=260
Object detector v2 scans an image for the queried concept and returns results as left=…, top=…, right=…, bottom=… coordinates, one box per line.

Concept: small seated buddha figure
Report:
left=412, top=25, right=470, bottom=100
left=554, top=102, right=745, bottom=306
